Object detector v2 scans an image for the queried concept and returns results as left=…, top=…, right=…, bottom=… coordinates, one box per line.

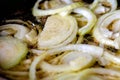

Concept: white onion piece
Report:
left=29, top=53, right=47, bottom=80
left=73, top=7, right=97, bottom=35
left=0, top=24, right=30, bottom=41
left=40, top=51, right=95, bottom=72
left=47, top=44, right=103, bottom=58
left=38, top=15, right=78, bottom=49
left=93, top=10, right=120, bottom=49
left=60, top=51, right=92, bottom=63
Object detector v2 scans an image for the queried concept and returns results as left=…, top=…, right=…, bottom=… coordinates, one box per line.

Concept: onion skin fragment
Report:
left=29, top=53, right=46, bottom=80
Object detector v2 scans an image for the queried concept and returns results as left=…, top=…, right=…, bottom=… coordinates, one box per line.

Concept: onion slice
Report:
left=40, top=51, right=95, bottom=72
left=29, top=53, right=46, bottom=80
left=47, top=44, right=103, bottom=58
left=32, top=0, right=83, bottom=16
left=73, top=7, right=97, bottom=35
left=0, top=36, right=28, bottom=69
left=0, top=24, right=30, bottom=41
left=38, top=15, right=78, bottom=49
left=93, top=10, right=120, bottom=49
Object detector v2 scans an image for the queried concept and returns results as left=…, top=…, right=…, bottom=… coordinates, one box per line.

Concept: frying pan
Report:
left=0, top=0, right=120, bottom=79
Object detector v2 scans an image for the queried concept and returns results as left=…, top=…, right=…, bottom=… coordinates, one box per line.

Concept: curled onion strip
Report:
left=73, top=7, right=97, bottom=35
left=32, top=0, right=83, bottom=16
left=29, top=53, right=46, bottom=80
left=0, top=24, right=30, bottom=40
left=47, top=44, right=103, bottom=58
left=93, top=10, right=120, bottom=49
left=40, top=51, right=95, bottom=72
